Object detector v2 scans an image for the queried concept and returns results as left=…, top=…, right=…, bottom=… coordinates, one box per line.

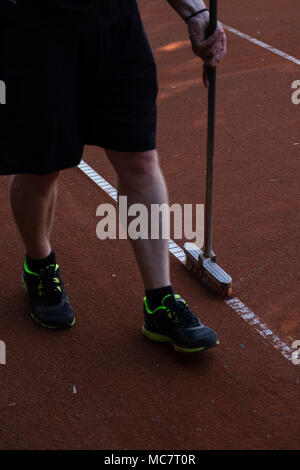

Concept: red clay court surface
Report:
left=0, top=0, right=299, bottom=450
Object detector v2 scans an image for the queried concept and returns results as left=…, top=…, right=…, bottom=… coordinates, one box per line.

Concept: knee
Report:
left=115, top=150, right=161, bottom=187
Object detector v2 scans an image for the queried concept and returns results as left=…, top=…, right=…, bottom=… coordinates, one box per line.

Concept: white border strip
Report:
left=78, top=160, right=118, bottom=202
left=225, top=298, right=293, bottom=360
left=78, top=160, right=293, bottom=363
left=223, top=24, right=300, bottom=66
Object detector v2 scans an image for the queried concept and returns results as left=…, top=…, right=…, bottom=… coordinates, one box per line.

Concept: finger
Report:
left=198, top=28, right=222, bottom=51
left=216, top=33, right=227, bottom=63
left=201, top=38, right=224, bottom=66
left=194, top=34, right=223, bottom=60
left=208, top=35, right=223, bottom=57
left=222, top=32, right=227, bottom=57
left=205, top=44, right=223, bottom=66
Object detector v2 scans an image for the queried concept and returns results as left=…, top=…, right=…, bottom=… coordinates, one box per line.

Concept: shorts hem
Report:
left=0, top=160, right=81, bottom=176
left=90, top=141, right=157, bottom=153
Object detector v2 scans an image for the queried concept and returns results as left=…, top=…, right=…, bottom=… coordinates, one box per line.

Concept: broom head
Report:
left=184, top=242, right=233, bottom=299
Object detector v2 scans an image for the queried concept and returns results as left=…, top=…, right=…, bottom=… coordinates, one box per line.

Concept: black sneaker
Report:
left=22, top=259, right=75, bottom=330
left=142, top=294, right=219, bottom=352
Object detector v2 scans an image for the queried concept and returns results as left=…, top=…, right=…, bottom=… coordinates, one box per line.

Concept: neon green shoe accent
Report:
left=142, top=325, right=219, bottom=353
left=143, top=296, right=167, bottom=315
left=142, top=325, right=171, bottom=343
left=24, top=259, right=59, bottom=275
left=161, top=293, right=182, bottom=304
left=30, top=312, right=75, bottom=330
left=143, top=293, right=185, bottom=315
left=173, top=344, right=207, bottom=353
left=24, top=258, right=39, bottom=276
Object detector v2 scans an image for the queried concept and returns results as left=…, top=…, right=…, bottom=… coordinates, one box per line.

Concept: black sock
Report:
left=26, top=249, right=56, bottom=274
left=145, top=285, right=174, bottom=311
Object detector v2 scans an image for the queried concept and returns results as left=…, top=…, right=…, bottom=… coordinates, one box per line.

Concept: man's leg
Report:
left=106, top=148, right=170, bottom=290
left=10, top=171, right=75, bottom=330
left=9, top=172, right=59, bottom=259
left=106, top=148, right=219, bottom=352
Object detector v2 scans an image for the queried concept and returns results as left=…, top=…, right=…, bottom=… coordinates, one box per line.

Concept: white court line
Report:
left=78, top=160, right=293, bottom=362
left=225, top=298, right=293, bottom=361
left=223, top=24, right=300, bottom=66
left=79, top=161, right=118, bottom=202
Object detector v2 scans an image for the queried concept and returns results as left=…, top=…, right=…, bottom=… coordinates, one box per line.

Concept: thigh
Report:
left=81, top=7, right=158, bottom=153
left=0, top=27, right=84, bottom=175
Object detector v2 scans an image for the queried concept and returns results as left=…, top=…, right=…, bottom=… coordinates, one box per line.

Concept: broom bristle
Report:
left=185, top=248, right=233, bottom=299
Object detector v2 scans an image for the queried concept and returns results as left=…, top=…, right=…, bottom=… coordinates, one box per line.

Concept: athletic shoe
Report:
left=142, top=294, right=219, bottom=352
left=22, top=259, right=75, bottom=330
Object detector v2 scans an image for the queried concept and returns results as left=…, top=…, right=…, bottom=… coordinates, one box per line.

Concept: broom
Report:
left=184, top=0, right=233, bottom=299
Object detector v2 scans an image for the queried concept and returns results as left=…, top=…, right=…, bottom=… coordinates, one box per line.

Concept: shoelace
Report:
left=164, top=297, right=200, bottom=326
left=37, top=265, right=63, bottom=301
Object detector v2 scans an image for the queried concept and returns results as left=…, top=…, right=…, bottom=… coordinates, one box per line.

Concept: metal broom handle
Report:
left=204, top=0, right=218, bottom=258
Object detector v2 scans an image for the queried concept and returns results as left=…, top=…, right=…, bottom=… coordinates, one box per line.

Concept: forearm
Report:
left=166, top=0, right=207, bottom=22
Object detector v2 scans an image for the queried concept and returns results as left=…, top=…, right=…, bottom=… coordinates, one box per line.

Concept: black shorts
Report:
left=0, top=7, right=158, bottom=175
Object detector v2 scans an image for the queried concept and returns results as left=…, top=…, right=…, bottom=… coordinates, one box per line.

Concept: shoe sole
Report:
left=30, top=312, right=76, bottom=330
left=142, top=325, right=219, bottom=353
left=23, top=277, right=75, bottom=331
